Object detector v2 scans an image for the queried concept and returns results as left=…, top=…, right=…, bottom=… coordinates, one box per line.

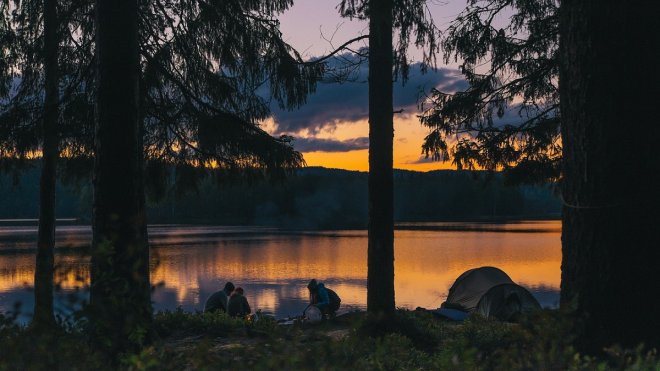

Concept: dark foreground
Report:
left=1, top=310, right=658, bottom=370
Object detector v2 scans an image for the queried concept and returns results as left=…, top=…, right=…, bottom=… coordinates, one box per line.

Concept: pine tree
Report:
left=89, top=0, right=326, bottom=354
left=0, top=0, right=94, bottom=328
left=89, top=0, right=148, bottom=355
left=421, top=0, right=660, bottom=350
left=33, top=0, right=59, bottom=329
left=3, top=0, right=326, bottom=351
left=419, top=0, right=560, bottom=184
left=339, top=0, right=438, bottom=315
left=137, top=0, right=323, bottom=192
left=560, top=0, right=660, bottom=351
left=367, top=0, right=395, bottom=316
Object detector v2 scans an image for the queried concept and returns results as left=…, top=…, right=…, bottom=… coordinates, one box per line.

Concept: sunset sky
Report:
left=271, top=0, right=496, bottom=172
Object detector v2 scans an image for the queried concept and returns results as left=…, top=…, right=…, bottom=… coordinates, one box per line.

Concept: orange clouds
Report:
left=296, top=115, right=456, bottom=172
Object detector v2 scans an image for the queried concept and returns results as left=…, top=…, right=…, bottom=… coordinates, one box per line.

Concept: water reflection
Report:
left=0, top=221, right=561, bottom=322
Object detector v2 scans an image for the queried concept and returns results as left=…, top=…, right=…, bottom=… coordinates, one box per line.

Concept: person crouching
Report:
left=227, top=287, right=251, bottom=318
left=307, top=279, right=341, bottom=317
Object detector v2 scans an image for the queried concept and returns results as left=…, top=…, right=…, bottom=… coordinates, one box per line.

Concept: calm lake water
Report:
left=0, top=221, right=561, bottom=322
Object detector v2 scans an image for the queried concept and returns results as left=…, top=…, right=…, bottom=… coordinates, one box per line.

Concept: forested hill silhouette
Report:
left=0, top=165, right=560, bottom=229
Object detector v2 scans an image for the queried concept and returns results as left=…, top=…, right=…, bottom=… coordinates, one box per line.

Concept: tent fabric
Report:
left=441, top=266, right=541, bottom=321
left=444, top=266, right=515, bottom=312
left=475, top=283, right=542, bottom=321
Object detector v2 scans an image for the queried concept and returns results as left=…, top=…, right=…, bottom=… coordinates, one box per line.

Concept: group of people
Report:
left=204, top=279, right=341, bottom=318
left=203, top=282, right=251, bottom=317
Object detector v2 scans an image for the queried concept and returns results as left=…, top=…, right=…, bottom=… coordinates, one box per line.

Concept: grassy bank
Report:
left=1, top=309, right=658, bottom=370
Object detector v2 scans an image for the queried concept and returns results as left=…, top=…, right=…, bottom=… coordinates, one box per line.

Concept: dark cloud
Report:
left=405, top=156, right=439, bottom=165
left=488, top=103, right=558, bottom=128
left=440, top=78, right=469, bottom=93
left=293, top=136, right=369, bottom=152
left=0, top=77, right=23, bottom=103
left=271, top=63, right=464, bottom=134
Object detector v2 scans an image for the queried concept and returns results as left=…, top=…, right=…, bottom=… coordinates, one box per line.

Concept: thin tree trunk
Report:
left=90, top=0, right=150, bottom=355
left=34, top=0, right=58, bottom=328
left=137, top=79, right=149, bottom=285
left=367, top=0, right=395, bottom=315
left=560, top=0, right=660, bottom=351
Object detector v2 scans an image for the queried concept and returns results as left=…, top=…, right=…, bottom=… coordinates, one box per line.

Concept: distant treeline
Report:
left=0, top=166, right=560, bottom=229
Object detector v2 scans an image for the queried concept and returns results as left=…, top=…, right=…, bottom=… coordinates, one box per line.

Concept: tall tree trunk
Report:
left=90, top=0, right=151, bottom=355
left=560, top=0, right=660, bottom=351
left=34, top=0, right=58, bottom=328
left=367, top=0, right=395, bottom=315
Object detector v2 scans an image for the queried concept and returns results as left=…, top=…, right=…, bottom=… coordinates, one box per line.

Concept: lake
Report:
left=0, top=220, right=561, bottom=322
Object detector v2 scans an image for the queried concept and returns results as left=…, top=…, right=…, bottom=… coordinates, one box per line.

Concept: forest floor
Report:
left=142, top=309, right=658, bottom=370
left=2, top=309, right=659, bottom=370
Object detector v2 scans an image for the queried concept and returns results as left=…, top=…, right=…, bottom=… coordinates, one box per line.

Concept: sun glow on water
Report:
left=0, top=222, right=560, bottom=321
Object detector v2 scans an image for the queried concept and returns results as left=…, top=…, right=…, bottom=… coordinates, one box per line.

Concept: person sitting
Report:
left=227, top=287, right=251, bottom=318
left=204, top=281, right=234, bottom=313
left=307, top=279, right=341, bottom=317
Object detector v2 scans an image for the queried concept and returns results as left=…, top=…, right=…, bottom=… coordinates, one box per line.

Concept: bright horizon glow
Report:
left=276, top=0, right=473, bottom=172
left=263, top=113, right=458, bottom=172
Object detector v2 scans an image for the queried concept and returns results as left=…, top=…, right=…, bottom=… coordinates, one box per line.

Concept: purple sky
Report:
left=272, top=0, right=474, bottom=138
left=278, top=0, right=473, bottom=62
left=272, top=1, right=517, bottom=170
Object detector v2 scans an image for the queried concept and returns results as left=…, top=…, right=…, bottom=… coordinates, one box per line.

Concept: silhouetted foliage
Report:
left=4, top=310, right=660, bottom=370
left=2, top=0, right=328, bottom=358
left=1, top=0, right=95, bottom=329
left=2, top=0, right=325, bottom=180
left=0, top=165, right=560, bottom=227
left=339, top=0, right=439, bottom=78
left=0, top=4, right=15, bottom=97
left=138, top=0, right=324, bottom=179
left=419, top=0, right=560, bottom=183
left=0, top=0, right=95, bottom=167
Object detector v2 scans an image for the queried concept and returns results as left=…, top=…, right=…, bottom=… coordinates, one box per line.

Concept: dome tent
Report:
left=438, top=266, right=541, bottom=321
left=474, top=282, right=541, bottom=321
